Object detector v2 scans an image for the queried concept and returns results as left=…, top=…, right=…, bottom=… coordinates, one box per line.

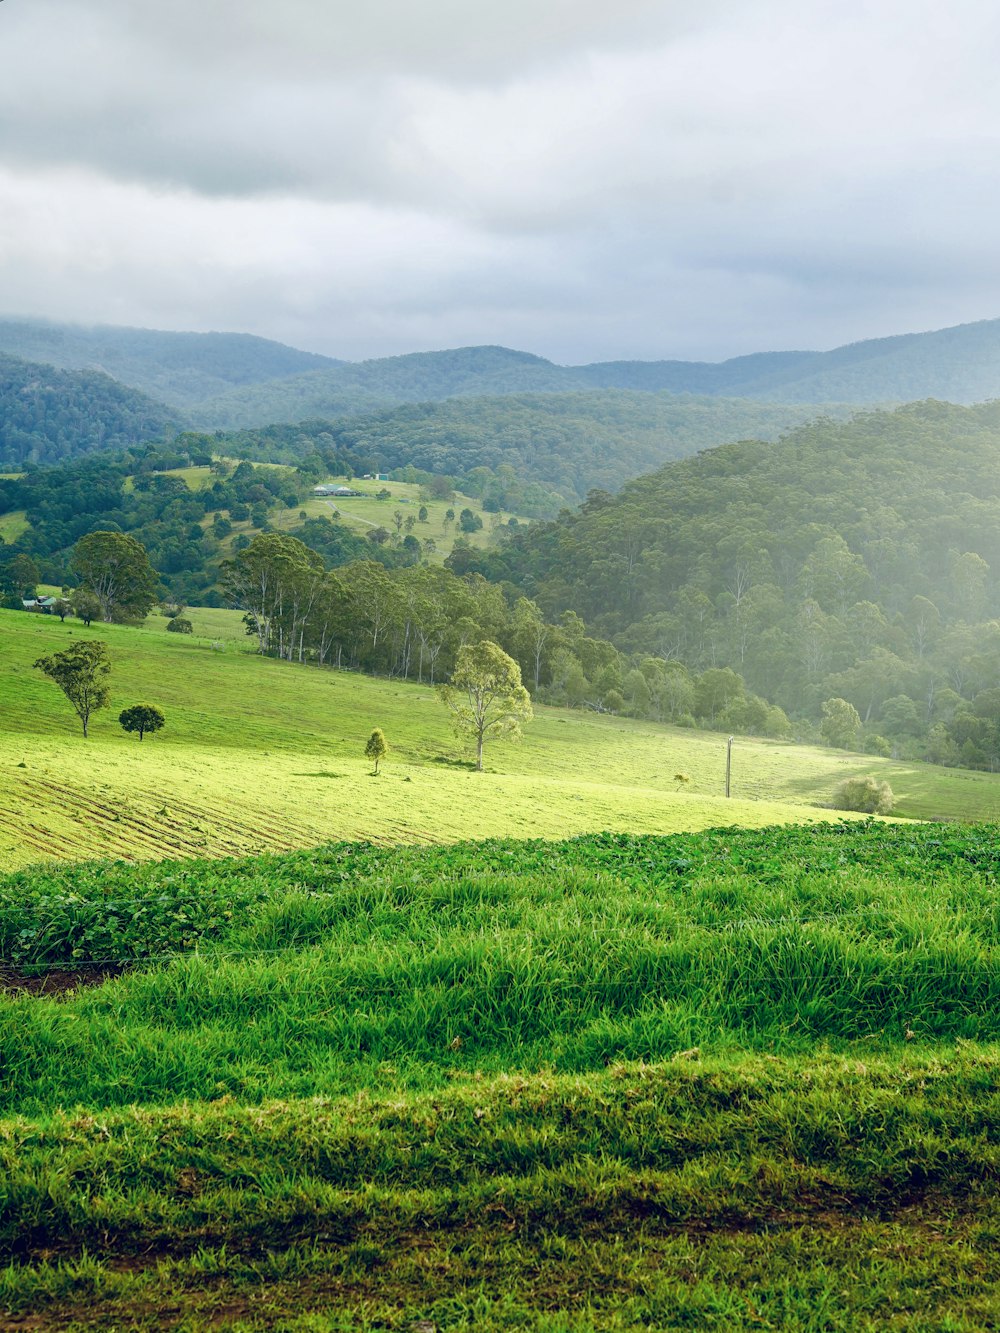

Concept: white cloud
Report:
left=1, top=0, right=1000, bottom=360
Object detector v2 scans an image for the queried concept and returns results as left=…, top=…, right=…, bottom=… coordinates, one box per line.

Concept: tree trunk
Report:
left=476, top=732, right=484, bottom=771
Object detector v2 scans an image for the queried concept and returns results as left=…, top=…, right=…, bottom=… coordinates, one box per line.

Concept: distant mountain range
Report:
left=2, top=315, right=1000, bottom=434
left=0, top=319, right=340, bottom=411
left=4, top=313, right=1000, bottom=473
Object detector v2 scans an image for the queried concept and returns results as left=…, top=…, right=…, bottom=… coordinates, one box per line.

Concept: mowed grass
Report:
left=3, top=823, right=1000, bottom=1328
left=267, top=476, right=524, bottom=561
left=0, top=608, right=982, bottom=871
left=0, top=508, right=28, bottom=543
left=4, top=607, right=1000, bottom=870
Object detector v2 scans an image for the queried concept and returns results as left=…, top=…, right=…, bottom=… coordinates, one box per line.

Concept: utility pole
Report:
left=726, top=735, right=734, bottom=797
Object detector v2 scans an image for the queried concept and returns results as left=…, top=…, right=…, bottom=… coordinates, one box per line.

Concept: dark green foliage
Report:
left=217, top=392, right=840, bottom=507
left=118, top=703, right=165, bottom=741
left=166, top=617, right=193, bottom=633
left=0, top=446, right=318, bottom=603
left=183, top=318, right=1000, bottom=429
left=73, top=530, right=159, bottom=622
left=33, top=640, right=111, bottom=737
left=486, top=400, right=1000, bottom=762
left=0, top=354, right=174, bottom=467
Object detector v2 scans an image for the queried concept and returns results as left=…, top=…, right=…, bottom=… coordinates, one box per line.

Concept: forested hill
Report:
left=188, top=346, right=580, bottom=428
left=571, top=319, right=1000, bottom=403
left=187, top=318, right=1000, bottom=429
left=0, top=319, right=340, bottom=411
left=471, top=400, right=1000, bottom=760
left=219, top=392, right=841, bottom=505
left=0, top=355, right=176, bottom=466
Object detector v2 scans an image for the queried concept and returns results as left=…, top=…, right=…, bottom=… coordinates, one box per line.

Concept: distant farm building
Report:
left=313, top=484, right=362, bottom=498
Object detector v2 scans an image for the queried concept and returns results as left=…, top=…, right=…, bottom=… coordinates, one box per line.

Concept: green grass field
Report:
left=7, top=608, right=1000, bottom=1327
left=2, top=822, right=1000, bottom=1328
left=7, top=606, right=1000, bottom=872
left=267, top=475, right=524, bottom=561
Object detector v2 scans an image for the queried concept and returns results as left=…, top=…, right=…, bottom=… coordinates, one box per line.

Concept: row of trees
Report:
left=219, top=532, right=791, bottom=738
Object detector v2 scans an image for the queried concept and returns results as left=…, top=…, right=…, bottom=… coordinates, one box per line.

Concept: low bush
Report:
left=832, top=774, right=895, bottom=814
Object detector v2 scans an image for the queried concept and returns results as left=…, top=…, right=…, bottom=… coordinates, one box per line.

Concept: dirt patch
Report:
left=0, top=962, right=126, bottom=998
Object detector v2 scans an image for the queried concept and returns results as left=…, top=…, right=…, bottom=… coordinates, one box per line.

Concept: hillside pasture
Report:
left=4, top=609, right=1000, bottom=871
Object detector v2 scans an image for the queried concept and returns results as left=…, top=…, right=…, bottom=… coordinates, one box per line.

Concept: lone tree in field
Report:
left=364, top=727, right=389, bottom=774
left=33, top=641, right=111, bottom=738
left=820, top=696, right=862, bottom=750
left=119, top=703, right=165, bottom=742
left=71, top=588, right=102, bottom=626
left=72, top=530, right=159, bottom=623
left=438, top=640, right=532, bottom=772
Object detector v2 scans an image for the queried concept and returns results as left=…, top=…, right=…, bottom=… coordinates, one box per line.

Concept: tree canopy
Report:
left=438, top=640, right=533, bottom=771
left=34, top=640, right=112, bottom=737
left=72, top=530, right=160, bottom=623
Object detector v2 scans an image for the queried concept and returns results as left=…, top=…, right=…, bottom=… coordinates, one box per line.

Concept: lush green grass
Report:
left=3, top=822, right=1000, bottom=1327
left=0, top=507, right=28, bottom=543
left=7, top=607, right=970, bottom=872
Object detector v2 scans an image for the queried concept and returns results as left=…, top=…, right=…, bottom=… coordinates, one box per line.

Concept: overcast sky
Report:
left=1, top=0, right=999, bottom=363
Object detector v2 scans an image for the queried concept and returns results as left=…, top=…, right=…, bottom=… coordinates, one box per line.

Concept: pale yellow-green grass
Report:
left=267, top=476, right=525, bottom=560
left=0, top=509, right=28, bottom=543
left=2, top=609, right=996, bottom=871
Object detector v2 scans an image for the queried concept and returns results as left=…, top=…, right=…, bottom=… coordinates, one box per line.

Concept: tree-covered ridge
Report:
left=184, top=317, right=1000, bottom=428
left=219, top=393, right=839, bottom=505
left=471, top=399, right=1000, bottom=766
left=0, top=447, right=411, bottom=605
left=0, top=355, right=176, bottom=466
left=187, top=345, right=579, bottom=428
left=0, top=319, right=340, bottom=411
left=572, top=318, right=1000, bottom=403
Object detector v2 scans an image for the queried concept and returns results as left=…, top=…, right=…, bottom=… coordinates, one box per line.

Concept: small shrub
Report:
left=832, top=775, right=895, bottom=815
left=167, top=617, right=193, bottom=634
left=364, top=727, right=389, bottom=774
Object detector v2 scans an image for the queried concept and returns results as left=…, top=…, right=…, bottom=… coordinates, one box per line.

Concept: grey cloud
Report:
left=1, top=0, right=1000, bottom=362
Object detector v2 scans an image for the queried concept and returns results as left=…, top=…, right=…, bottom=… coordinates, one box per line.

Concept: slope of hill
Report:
left=477, top=399, right=1000, bottom=761
left=570, top=320, right=1000, bottom=402
left=221, top=392, right=844, bottom=504
left=3, top=608, right=991, bottom=877
left=188, top=344, right=577, bottom=428
left=0, top=354, right=176, bottom=466
left=0, top=318, right=340, bottom=410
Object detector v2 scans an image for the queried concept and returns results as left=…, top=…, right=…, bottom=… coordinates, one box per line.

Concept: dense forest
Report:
left=215, top=393, right=833, bottom=508
left=463, top=399, right=1000, bottom=767
left=0, top=356, right=176, bottom=467
left=0, top=320, right=339, bottom=411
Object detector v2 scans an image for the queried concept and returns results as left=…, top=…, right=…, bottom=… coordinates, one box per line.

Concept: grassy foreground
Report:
left=1, top=822, right=1000, bottom=1327
left=4, top=608, right=1000, bottom=872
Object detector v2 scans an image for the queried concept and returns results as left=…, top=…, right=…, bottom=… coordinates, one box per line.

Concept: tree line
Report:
left=219, top=530, right=790, bottom=737
left=459, top=399, right=1000, bottom=767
